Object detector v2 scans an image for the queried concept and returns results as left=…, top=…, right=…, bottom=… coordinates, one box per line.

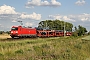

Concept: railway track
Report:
left=0, top=37, right=38, bottom=41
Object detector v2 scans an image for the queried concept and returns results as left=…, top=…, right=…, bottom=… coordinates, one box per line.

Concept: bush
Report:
left=0, top=31, right=4, bottom=34
left=5, top=31, right=10, bottom=34
left=72, top=32, right=78, bottom=37
left=41, top=44, right=50, bottom=48
left=0, top=53, right=3, bottom=56
left=15, top=49, right=24, bottom=54
left=74, top=44, right=82, bottom=49
left=27, top=48, right=32, bottom=51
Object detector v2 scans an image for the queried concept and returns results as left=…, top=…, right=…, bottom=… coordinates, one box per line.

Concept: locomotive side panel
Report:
left=18, top=27, right=37, bottom=37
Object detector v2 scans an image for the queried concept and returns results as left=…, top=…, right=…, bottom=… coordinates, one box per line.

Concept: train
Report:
left=10, top=26, right=72, bottom=38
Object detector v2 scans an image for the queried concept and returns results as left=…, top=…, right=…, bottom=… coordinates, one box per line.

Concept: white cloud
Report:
left=41, top=0, right=50, bottom=6
left=0, top=14, right=20, bottom=21
left=25, top=22, right=33, bottom=27
left=48, top=13, right=90, bottom=22
left=20, top=12, right=41, bottom=20
left=0, top=24, right=4, bottom=27
left=0, top=4, right=18, bottom=14
left=62, top=16, right=74, bottom=22
left=0, top=5, right=42, bottom=21
left=0, top=24, right=1, bottom=25
left=12, top=20, right=17, bottom=22
left=49, top=14, right=75, bottom=22
left=51, top=0, right=61, bottom=6
left=25, top=0, right=61, bottom=8
left=75, top=0, right=85, bottom=6
left=49, top=14, right=62, bottom=20
left=77, top=13, right=90, bottom=21
left=0, top=5, right=20, bottom=21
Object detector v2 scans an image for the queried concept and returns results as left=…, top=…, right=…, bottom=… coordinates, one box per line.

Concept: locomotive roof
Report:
left=12, top=26, right=22, bottom=27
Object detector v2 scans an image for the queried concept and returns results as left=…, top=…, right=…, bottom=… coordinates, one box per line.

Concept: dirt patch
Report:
left=0, top=34, right=11, bottom=39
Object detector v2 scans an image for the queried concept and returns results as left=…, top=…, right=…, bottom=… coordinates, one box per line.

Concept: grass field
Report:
left=82, top=35, right=90, bottom=41
left=0, top=35, right=90, bottom=60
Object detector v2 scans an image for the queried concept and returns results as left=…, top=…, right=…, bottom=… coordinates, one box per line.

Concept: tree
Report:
left=74, top=26, right=77, bottom=31
left=78, top=25, right=87, bottom=36
left=0, top=31, right=4, bottom=34
left=38, top=20, right=73, bottom=31
left=5, top=31, right=10, bottom=34
left=73, top=25, right=87, bottom=36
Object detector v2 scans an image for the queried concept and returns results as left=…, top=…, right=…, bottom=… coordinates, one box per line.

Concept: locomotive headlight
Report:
left=11, top=31, right=13, bottom=33
left=16, top=31, right=18, bottom=33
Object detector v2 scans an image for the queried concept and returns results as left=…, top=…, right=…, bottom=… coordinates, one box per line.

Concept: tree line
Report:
left=38, top=20, right=73, bottom=31
left=0, top=31, right=10, bottom=35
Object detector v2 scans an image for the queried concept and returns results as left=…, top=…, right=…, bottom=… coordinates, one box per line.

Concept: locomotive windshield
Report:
left=11, top=28, right=18, bottom=30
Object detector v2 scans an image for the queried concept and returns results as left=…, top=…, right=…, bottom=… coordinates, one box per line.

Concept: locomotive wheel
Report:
left=11, top=36, right=14, bottom=38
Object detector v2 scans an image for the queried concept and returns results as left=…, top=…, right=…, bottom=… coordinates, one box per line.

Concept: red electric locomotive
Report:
left=10, top=26, right=37, bottom=38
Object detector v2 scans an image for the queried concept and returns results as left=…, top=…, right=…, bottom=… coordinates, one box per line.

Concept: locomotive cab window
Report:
left=11, top=28, right=18, bottom=30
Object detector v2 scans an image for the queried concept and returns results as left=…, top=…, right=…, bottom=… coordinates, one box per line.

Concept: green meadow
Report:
left=0, top=35, right=90, bottom=60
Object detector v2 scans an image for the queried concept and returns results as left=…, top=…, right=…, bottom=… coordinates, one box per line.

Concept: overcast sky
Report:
left=0, top=0, right=90, bottom=31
